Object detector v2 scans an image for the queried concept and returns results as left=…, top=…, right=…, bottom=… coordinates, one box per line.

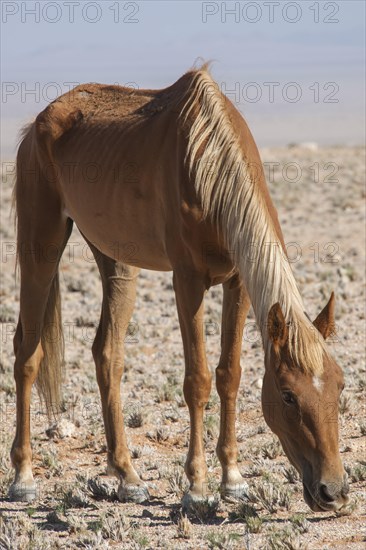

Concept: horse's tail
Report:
left=13, top=122, right=69, bottom=419
left=37, top=272, right=64, bottom=418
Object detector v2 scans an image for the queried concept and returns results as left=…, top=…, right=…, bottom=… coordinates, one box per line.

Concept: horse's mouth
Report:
left=303, top=483, right=327, bottom=512
left=302, top=483, right=348, bottom=513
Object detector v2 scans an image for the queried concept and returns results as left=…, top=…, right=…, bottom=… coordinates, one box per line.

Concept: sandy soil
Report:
left=0, top=146, right=365, bottom=549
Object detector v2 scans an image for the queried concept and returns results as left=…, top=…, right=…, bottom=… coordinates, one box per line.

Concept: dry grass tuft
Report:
left=185, top=496, right=220, bottom=523
left=230, top=502, right=263, bottom=533
left=126, top=410, right=144, bottom=428
left=264, top=525, right=307, bottom=550
left=176, top=513, right=193, bottom=539
left=283, top=466, right=301, bottom=484
left=165, top=466, right=188, bottom=497
left=261, top=439, right=283, bottom=460
left=250, top=480, right=292, bottom=513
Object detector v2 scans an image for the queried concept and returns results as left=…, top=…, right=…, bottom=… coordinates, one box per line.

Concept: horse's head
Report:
left=262, top=293, right=349, bottom=512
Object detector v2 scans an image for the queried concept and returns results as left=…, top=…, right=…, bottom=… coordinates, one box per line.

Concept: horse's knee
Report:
left=184, top=370, right=212, bottom=407
left=215, top=364, right=241, bottom=401
left=14, top=342, right=44, bottom=383
left=93, top=339, right=124, bottom=389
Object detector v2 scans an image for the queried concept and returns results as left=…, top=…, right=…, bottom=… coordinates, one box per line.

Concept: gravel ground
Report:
left=0, top=146, right=365, bottom=549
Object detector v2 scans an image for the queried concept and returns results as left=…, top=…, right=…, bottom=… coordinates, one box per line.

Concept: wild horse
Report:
left=10, top=66, right=349, bottom=512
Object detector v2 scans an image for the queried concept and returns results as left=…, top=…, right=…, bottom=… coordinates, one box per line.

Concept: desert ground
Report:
left=0, top=146, right=365, bottom=549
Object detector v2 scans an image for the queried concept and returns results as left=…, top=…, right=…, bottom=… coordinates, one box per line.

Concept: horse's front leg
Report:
left=173, top=268, right=212, bottom=508
left=216, top=277, right=250, bottom=500
left=89, top=244, right=148, bottom=503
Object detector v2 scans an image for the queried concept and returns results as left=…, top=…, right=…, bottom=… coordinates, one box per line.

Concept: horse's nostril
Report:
left=319, top=484, right=335, bottom=503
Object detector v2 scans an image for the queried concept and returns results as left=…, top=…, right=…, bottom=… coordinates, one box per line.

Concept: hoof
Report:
left=117, top=482, right=150, bottom=504
left=220, top=481, right=249, bottom=502
left=8, top=481, right=37, bottom=502
left=181, top=491, right=219, bottom=514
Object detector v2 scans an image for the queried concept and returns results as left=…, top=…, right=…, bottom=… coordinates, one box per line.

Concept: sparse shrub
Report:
left=250, top=481, right=291, bottom=513
left=164, top=407, right=179, bottom=423
left=0, top=471, right=13, bottom=495
left=230, top=502, right=263, bottom=533
left=82, top=475, right=117, bottom=501
left=246, top=515, right=263, bottom=534
left=132, top=447, right=142, bottom=458
left=339, top=394, right=352, bottom=415
left=264, top=526, right=307, bottom=550
left=0, top=514, right=53, bottom=550
left=177, top=513, right=192, bottom=539
left=246, top=458, right=266, bottom=478
left=207, top=453, right=219, bottom=469
left=345, top=463, right=366, bottom=482
left=283, top=466, right=301, bottom=484
left=75, top=531, right=110, bottom=549
left=67, top=514, right=88, bottom=535
left=204, top=414, right=219, bottom=441
left=41, top=449, right=64, bottom=477
left=262, top=439, right=282, bottom=459
left=166, top=466, right=188, bottom=497
left=185, top=496, right=220, bottom=523
left=75, top=316, right=94, bottom=327
left=156, top=375, right=181, bottom=403
left=289, top=513, right=309, bottom=534
left=100, top=510, right=131, bottom=542
left=146, top=427, right=170, bottom=442
left=205, top=530, right=242, bottom=549
left=67, top=279, right=87, bottom=294
left=127, top=410, right=144, bottom=428
left=57, top=485, right=90, bottom=512
left=131, top=528, right=149, bottom=547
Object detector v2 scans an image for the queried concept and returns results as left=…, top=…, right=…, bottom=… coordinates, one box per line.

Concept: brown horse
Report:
left=10, top=66, right=349, bottom=512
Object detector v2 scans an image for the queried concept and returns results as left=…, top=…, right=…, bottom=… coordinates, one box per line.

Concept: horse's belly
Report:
left=63, top=197, right=172, bottom=271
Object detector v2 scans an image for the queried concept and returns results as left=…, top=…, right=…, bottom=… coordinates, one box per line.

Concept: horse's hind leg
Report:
left=10, top=156, right=72, bottom=501
left=88, top=244, right=148, bottom=503
left=216, top=277, right=250, bottom=500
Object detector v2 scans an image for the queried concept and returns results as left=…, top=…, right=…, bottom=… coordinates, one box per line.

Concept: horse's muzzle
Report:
left=303, top=474, right=350, bottom=512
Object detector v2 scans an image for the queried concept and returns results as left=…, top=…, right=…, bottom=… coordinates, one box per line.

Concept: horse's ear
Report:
left=313, top=292, right=336, bottom=340
left=268, top=303, right=288, bottom=352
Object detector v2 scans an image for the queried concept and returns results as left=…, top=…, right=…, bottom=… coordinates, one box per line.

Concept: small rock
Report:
left=46, top=418, right=76, bottom=439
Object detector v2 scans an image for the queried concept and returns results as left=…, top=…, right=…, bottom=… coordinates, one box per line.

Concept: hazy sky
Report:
left=1, top=0, right=365, bottom=156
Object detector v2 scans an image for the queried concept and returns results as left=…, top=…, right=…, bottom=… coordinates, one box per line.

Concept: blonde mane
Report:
left=181, top=69, right=328, bottom=375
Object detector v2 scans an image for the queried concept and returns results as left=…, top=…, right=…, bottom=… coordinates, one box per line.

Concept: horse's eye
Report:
left=282, top=391, right=296, bottom=405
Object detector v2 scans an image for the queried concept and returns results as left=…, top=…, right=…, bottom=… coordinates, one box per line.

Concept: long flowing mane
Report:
left=181, top=68, right=328, bottom=375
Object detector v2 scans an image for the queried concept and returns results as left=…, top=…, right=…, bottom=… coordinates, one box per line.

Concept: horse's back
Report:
left=16, top=70, right=245, bottom=279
